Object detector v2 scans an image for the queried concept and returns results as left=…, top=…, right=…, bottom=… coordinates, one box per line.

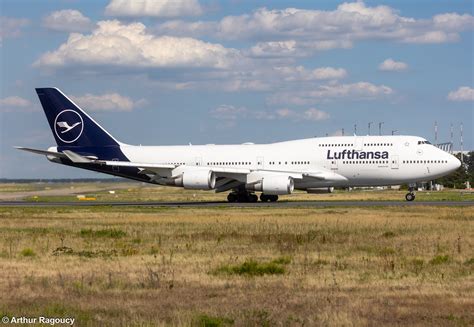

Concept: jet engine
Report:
left=174, top=170, right=216, bottom=190
left=247, top=175, right=294, bottom=195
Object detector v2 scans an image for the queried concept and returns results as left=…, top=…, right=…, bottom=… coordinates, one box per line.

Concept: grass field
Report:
left=0, top=205, right=473, bottom=326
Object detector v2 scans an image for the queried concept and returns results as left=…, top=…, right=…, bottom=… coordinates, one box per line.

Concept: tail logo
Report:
left=54, top=109, right=84, bottom=143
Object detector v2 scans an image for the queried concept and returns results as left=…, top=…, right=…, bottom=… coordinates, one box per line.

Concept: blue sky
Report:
left=0, top=0, right=473, bottom=178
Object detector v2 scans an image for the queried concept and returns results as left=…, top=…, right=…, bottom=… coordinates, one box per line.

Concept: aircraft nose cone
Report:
left=450, top=156, right=461, bottom=170
left=455, top=157, right=461, bottom=169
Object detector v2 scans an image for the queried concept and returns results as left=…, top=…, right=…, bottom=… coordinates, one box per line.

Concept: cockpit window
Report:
left=417, top=140, right=431, bottom=145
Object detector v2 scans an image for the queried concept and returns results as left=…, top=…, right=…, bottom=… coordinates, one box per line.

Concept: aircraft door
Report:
left=112, top=158, right=119, bottom=172
left=391, top=155, right=399, bottom=169
left=194, top=157, right=202, bottom=166
left=330, top=158, right=338, bottom=170
left=256, top=156, right=264, bottom=169
left=354, top=137, right=364, bottom=151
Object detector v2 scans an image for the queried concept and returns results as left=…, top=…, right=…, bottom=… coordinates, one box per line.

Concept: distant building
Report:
left=434, top=142, right=453, bottom=153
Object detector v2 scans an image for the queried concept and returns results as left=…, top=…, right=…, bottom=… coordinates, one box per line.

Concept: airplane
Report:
left=17, top=88, right=461, bottom=203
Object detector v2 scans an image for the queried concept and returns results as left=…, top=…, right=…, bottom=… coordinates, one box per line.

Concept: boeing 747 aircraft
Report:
left=17, top=88, right=461, bottom=202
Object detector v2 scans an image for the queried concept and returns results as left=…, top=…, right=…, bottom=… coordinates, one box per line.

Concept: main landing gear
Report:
left=227, top=191, right=278, bottom=203
left=260, top=193, right=278, bottom=202
left=405, top=186, right=416, bottom=202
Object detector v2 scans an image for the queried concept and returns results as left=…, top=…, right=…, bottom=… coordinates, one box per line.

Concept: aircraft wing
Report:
left=96, top=160, right=176, bottom=170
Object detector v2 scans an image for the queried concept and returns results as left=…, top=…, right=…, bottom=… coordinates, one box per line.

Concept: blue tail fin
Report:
left=36, top=88, right=120, bottom=147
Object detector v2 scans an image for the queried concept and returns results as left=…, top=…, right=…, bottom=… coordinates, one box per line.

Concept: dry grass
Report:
left=0, top=205, right=473, bottom=326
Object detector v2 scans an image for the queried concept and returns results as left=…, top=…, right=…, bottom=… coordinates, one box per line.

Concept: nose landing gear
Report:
left=405, top=186, right=416, bottom=201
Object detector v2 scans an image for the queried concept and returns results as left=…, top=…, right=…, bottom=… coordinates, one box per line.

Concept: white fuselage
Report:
left=118, top=135, right=460, bottom=189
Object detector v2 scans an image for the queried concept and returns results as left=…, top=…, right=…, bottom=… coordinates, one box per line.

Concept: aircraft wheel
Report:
left=249, top=193, right=258, bottom=202
left=405, top=192, right=415, bottom=202
left=260, top=194, right=269, bottom=202
left=269, top=195, right=279, bottom=202
left=237, top=193, right=249, bottom=202
left=227, top=193, right=237, bottom=203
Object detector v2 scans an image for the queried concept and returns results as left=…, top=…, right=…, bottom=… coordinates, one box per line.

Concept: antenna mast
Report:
left=460, top=123, right=464, bottom=163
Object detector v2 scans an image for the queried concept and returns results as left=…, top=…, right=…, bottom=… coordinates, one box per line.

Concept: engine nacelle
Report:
left=247, top=176, right=294, bottom=195
left=175, top=170, right=216, bottom=190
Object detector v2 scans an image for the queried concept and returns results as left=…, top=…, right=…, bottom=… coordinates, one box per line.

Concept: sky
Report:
left=0, top=0, right=473, bottom=178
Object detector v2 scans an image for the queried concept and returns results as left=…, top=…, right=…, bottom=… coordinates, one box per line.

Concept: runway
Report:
left=0, top=200, right=472, bottom=207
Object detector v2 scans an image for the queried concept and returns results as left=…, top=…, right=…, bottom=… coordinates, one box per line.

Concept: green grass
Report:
left=20, top=248, right=36, bottom=257
left=430, top=255, right=451, bottom=265
left=79, top=228, right=127, bottom=238
left=464, top=258, right=474, bottom=265
left=215, top=257, right=291, bottom=276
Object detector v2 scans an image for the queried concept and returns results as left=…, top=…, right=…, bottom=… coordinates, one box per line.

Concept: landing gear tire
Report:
left=228, top=191, right=258, bottom=203
left=260, top=194, right=279, bottom=202
left=227, top=193, right=237, bottom=202
left=405, top=192, right=415, bottom=202
left=237, top=193, right=249, bottom=202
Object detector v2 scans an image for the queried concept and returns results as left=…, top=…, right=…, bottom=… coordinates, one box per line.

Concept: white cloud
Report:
left=0, top=96, right=31, bottom=107
left=433, top=13, right=474, bottom=31
left=276, top=108, right=330, bottom=121
left=43, top=9, right=94, bottom=32
left=0, top=17, right=29, bottom=46
left=70, top=93, right=146, bottom=112
left=154, top=2, right=474, bottom=57
left=303, top=108, right=330, bottom=121
left=267, top=82, right=393, bottom=105
left=273, top=66, right=347, bottom=81
left=105, top=0, right=202, bottom=17
left=211, top=105, right=329, bottom=122
left=249, top=40, right=299, bottom=57
left=248, top=40, right=353, bottom=57
left=378, top=58, right=408, bottom=72
left=312, top=67, right=348, bottom=80
left=34, top=20, right=240, bottom=69
left=210, top=104, right=248, bottom=120
left=0, top=96, right=35, bottom=112
left=447, top=86, right=474, bottom=102
left=402, top=31, right=458, bottom=44
left=149, top=64, right=349, bottom=93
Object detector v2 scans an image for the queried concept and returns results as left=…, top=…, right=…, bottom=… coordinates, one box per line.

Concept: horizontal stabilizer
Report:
left=15, top=146, right=67, bottom=158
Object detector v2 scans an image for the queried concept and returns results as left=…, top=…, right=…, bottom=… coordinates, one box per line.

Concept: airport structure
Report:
left=17, top=88, right=462, bottom=203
